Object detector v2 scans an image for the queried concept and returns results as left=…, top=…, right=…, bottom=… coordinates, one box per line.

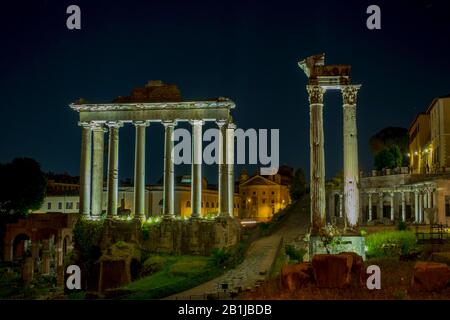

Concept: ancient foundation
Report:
left=308, top=235, right=366, bottom=261
left=94, top=217, right=241, bottom=292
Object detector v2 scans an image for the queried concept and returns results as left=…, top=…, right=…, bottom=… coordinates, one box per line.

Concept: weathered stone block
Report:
left=431, top=252, right=450, bottom=266
left=411, top=261, right=450, bottom=292
left=97, top=242, right=141, bottom=292
left=312, top=254, right=353, bottom=288
left=281, top=262, right=313, bottom=291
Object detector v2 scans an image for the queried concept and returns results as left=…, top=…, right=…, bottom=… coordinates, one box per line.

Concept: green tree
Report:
left=369, top=127, right=409, bottom=166
left=0, top=158, right=47, bottom=216
left=290, top=168, right=307, bottom=201
left=374, top=145, right=403, bottom=170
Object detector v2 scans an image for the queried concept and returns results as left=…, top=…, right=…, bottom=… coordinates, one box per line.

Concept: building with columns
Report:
left=32, top=168, right=294, bottom=220
left=71, top=80, right=237, bottom=221
left=328, top=94, right=450, bottom=227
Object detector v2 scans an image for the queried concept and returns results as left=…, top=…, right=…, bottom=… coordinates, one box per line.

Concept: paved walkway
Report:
left=166, top=199, right=311, bottom=300
left=166, top=234, right=283, bottom=299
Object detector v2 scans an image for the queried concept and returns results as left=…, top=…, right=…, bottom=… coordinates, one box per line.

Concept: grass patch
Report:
left=121, top=255, right=222, bottom=299
left=365, top=230, right=418, bottom=258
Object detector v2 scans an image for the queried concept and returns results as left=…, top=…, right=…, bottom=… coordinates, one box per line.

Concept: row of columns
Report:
left=363, top=189, right=435, bottom=223
left=79, top=119, right=236, bottom=220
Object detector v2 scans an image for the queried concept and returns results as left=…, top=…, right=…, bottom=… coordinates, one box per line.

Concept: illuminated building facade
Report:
left=409, top=94, right=450, bottom=174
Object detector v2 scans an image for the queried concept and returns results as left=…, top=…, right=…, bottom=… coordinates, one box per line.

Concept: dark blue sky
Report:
left=0, top=0, right=449, bottom=184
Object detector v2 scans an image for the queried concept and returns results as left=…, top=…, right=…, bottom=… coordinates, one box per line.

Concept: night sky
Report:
left=0, top=0, right=449, bottom=185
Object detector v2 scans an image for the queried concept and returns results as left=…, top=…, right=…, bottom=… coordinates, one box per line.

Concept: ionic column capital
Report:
left=341, top=85, right=361, bottom=105
left=227, top=122, right=237, bottom=130
left=105, top=121, right=124, bottom=128
left=190, top=120, right=205, bottom=126
left=134, top=120, right=150, bottom=127
left=91, top=122, right=107, bottom=132
left=162, top=120, right=177, bottom=127
left=78, top=121, right=96, bottom=129
left=306, top=85, right=326, bottom=104
left=216, top=119, right=228, bottom=128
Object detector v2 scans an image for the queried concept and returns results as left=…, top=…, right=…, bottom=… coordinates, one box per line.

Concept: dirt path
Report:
left=165, top=198, right=311, bottom=300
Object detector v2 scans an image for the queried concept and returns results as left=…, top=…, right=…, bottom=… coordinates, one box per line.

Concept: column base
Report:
left=307, top=235, right=366, bottom=261
left=189, top=215, right=201, bottom=221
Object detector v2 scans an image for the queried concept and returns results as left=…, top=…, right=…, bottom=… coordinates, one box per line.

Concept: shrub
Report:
left=285, top=245, right=305, bottom=262
left=397, top=221, right=408, bottom=231
left=210, top=248, right=232, bottom=267
left=366, top=231, right=417, bottom=258
left=115, top=240, right=127, bottom=249
left=259, top=222, right=271, bottom=235
left=140, top=255, right=167, bottom=276
left=141, top=225, right=150, bottom=241
left=73, top=218, right=104, bottom=262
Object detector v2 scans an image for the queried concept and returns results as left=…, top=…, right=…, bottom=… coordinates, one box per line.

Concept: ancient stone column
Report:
left=401, top=192, right=406, bottom=222
left=339, top=194, right=343, bottom=218
left=91, top=124, right=105, bottom=217
left=79, top=122, right=93, bottom=216
left=307, top=85, right=326, bottom=234
left=341, top=85, right=361, bottom=229
left=378, top=192, right=384, bottom=219
left=414, top=191, right=419, bottom=223
left=227, top=123, right=236, bottom=217
left=433, top=190, right=437, bottom=209
left=428, top=190, right=432, bottom=208
left=163, top=120, right=176, bottom=218
left=390, top=192, right=395, bottom=221
left=55, top=236, right=63, bottom=267
left=419, top=192, right=423, bottom=222
left=134, top=121, right=149, bottom=220
left=41, top=239, right=51, bottom=275
left=190, top=120, right=204, bottom=219
left=423, top=193, right=428, bottom=209
left=368, top=193, right=372, bottom=221
left=106, top=122, right=122, bottom=217
left=217, top=120, right=229, bottom=217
